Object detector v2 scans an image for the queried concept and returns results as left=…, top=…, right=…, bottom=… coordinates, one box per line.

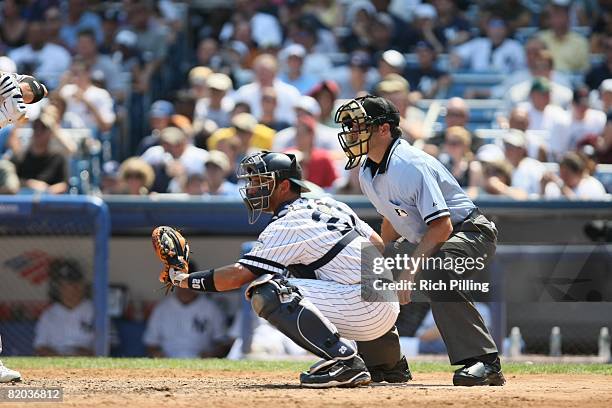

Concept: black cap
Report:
left=260, top=152, right=310, bottom=192
left=49, top=259, right=83, bottom=282
left=361, top=95, right=401, bottom=127
left=350, top=51, right=371, bottom=69
left=416, top=40, right=435, bottom=51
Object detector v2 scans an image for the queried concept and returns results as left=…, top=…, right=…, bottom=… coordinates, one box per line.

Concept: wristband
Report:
left=187, top=269, right=217, bottom=292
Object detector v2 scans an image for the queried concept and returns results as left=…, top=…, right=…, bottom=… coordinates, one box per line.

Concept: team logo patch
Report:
left=394, top=208, right=409, bottom=217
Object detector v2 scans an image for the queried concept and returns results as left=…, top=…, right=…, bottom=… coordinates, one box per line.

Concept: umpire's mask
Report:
left=237, top=151, right=310, bottom=224
left=335, top=95, right=401, bottom=170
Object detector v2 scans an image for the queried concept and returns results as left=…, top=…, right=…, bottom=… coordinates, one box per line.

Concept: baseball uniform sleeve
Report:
left=409, top=163, right=450, bottom=225
left=142, top=304, right=164, bottom=347
left=238, top=220, right=302, bottom=275
left=33, top=310, right=53, bottom=349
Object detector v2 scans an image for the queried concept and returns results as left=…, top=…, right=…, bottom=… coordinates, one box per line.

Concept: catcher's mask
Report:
left=334, top=95, right=400, bottom=169
left=237, top=151, right=310, bottom=224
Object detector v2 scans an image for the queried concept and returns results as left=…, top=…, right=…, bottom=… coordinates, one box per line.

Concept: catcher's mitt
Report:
left=151, top=226, right=190, bottom=293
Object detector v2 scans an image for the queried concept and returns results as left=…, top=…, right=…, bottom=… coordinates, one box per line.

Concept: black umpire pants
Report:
left=395, top=208, right=499, bottom=365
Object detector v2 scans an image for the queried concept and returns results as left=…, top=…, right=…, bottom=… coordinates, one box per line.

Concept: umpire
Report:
left=334, top=95, right=504, bottom=386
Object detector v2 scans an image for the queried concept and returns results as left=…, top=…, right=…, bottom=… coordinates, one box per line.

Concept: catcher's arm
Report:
left=152, top=226, right=257, bottom=293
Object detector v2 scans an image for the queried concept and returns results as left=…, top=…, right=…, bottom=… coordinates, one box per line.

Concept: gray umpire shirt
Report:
left=359, top=138, right=475, bottom=244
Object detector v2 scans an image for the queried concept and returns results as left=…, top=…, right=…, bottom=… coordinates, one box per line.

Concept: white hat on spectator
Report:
left=0, top=56, right=16, bottom=73
left=381, top=50, right=406, bottom=71
left=600, top=79, right=612, bottom=94
left=414, top=3, right=437, bottom=20
left=294, top=95, right=321, bottom=117
left=207, top=73, right=233, bottom=92
left=115, top=30, right=137, bottom=48
left=476, top=144, right=505, bottom=163
left=502, top=129, right=528, bottom=149
left=189, top=66, right=212, bottom=86
left=160, top=126, right=187, bottom=145
left=551, top=0, right=572, bottom=8
left=232, top=113, right=258, bottom=133
left=205, top=150, right=231, bottom=173
left=281, top=44, right=306, bottom=60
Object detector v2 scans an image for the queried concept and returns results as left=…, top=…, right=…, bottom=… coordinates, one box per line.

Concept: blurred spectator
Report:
left=411, top=3, right=444, bottom=53
left=99, top=160, right=120, bottom=194
left=141, top=126, right=209, bottom=193
left=208, top=111, right=275, bottom=158
left=489, top=38, right=571, bottom=100
left=569, top=86, right=607, bottom=149
left=0, top=125, right=20, bottom=158
left=110, top=29, right=146, bottom=94
left=194, top=38, right=222, bottom=71
left=431, top=0, right=471, bottom=49
left=542, top=152, right=607, bottom=199
left=339, top=1, right=376, bottom=53
left=232, top=54, right=301, bottom=125
left=427, top=98, right=483, bottom=153
left=577, top=113, right=612, bottom=164
left=75, top=29, right=122, bottom=97
left=0, top=0, right=27, bottom=49
left=405, top=41, right=450, bottom=99
left=506, top=49, right=573, bottom=108
left=585, top=35, right=612, bottom=90
left=437, top=126, right=477, bottom=189
left=332, top=166, right=363, bottom=195
left=44, top=7, right=65, bottom=47
left=125, top=0, right=170, bottom=94
left=34, top=260, right=94, bottom=356
left=590, top=2, right=611, bottom=53
left=143, top=287, right=228, bottom=358
left=194, top=73, right=234, bottom=129
left=376, top=74, right=426, bottom=142
left=117, top=157, right=155, bottom=195
left=12, top=108, right=70, bottom=194
left=203, top=150, right=240, bottom=197
left=479, top=0, right=531, bottom=33
left=308, top=80, right=339, bottom=127
left=281, top=4, right=338, bottom=54
left=279, top=44, right=319, bottom=95
left=137, top=100, right=175, bottom=155
left=258, top=87, right=291, bottom=131
left=335, top=51, right=377, bottom=100
left=518, top=77, right=571, bottom=161
left=599, top=79, right=612, bottom=114
left=478, top=159, right=515, bottom=198
left=502, top=129, right=546, bottom=200
left=59, top=60, right=116, bottom=134
left=8, top=21, right=71, bottom=90
left=451, top=17, right=525, bottom=74
left=219, top=40, right=253, bottom=89
left=59, top=0, right=103, bottom=52
left=286, top=116, right=338, bottom=189
left=99, top=8, right=121, bottom=55
left=368, top=12, right=400, bottom=54
left=370, top=0, right=416, bottom=52
left=188, top=66, right=212, bottom=101
left=538, top=0, right=590, bottom=72
left=377, top=50, right=405, bottom=80
left=219, top=0, right=282, bottom=49
left=286, top=16, right=334, bottom=79
left=273, top=95, right=338, bottom=152
left=0, top=160, right=19, bottom=194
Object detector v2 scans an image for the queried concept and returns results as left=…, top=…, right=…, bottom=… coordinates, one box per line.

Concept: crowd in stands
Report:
left=0, top=0, right=610, bottom=201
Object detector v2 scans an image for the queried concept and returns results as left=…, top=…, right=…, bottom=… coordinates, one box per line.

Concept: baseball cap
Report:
left=205, top=150, right=231, bottom=173
left=551, top=0, right=571, bottom=8
left=189, top=66, right=212, bottom=86
left=349, top=51, right=371, bottom=69
left=414, top=3, right=437, bottom=19
left=115, top=30, right=137, bottom=48
left=361, top=95, right=400, bottom=126
left=380, top=50, right=406, bottom=71
left=530, top=76, right=552, bottom=93
left=49, top=259, right=84, bottom=282
left=502, top=129, right=527, bottom=148
left=308, top=80, right=340, bottom=98
left=600, top=79, right=612, bottom=93
left=377, top=73, right=410, bottom=94
left=294, top=95, right=321, bottom=117
left=206, top=73, right=232, bottom=91
left=160, top=126, right=186, bottom=145
left=150, top=100, right=175, bottom=118
left=281, top=43, right=306, bottom=60
left=232, top=112, right=258, bottom=132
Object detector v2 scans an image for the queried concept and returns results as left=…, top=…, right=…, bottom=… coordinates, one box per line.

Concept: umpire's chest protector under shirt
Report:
left=359, top=138, right=476, bottom=244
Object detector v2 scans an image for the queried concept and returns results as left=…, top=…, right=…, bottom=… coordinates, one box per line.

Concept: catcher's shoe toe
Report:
left=300, top=356, right=371, bottom=388
left=369, top=356, right=412, bottom=383
left=0, top=361, right=21, bottom=383
left=453, top=361, right=505, bottom=386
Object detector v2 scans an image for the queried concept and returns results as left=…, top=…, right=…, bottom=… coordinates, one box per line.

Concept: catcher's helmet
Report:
left=334, top=95, right=400, bottom=169
left=237, top=151, right=310, bottom=224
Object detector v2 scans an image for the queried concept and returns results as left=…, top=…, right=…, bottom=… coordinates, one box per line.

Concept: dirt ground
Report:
left=3, top=368, right=612, bottom=408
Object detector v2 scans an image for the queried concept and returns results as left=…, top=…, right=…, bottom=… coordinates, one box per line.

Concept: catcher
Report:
left=152, top=151, right=409, bottom=388
left=0, top=70, right=48, bottom=128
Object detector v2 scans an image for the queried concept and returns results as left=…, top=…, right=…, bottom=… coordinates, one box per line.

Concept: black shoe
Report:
left=453, top=361, right=506, bottom=386
left=369, top=356, right=413, bottom=383
left=300, top=356, right=371, bottom=388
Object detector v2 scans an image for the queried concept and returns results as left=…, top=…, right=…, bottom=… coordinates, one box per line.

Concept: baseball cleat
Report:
left=369, top=355, right=413, bottom=383
left=452, top=361, right=505, bottom=386
left=300, top=356, right=371, bottom=388
left=0, top=360, right=21, bottom=383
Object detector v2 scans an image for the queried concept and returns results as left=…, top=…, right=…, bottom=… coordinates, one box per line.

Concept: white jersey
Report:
left=239, top=196, right=399, bottom=342
left=143, top=295, right=226, bottom=358
left=33, top=300, right=95, bottom=355
left=238, top=196, right=375, bottom=284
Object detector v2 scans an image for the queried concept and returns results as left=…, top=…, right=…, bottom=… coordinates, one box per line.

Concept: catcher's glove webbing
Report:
left=151, top=226, right=190, bottom=293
